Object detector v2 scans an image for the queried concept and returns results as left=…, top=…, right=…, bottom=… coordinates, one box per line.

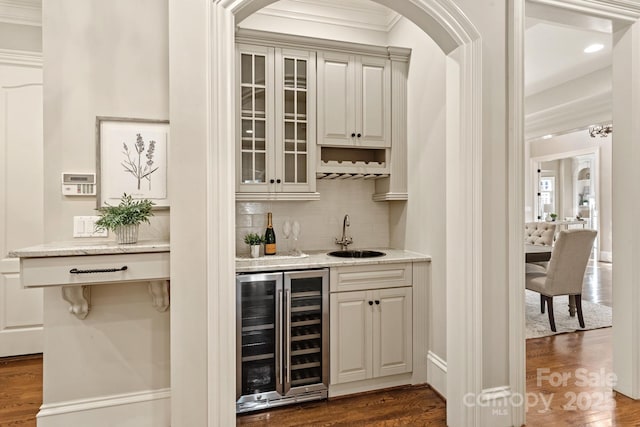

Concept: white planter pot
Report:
left=250, top=245, right=260, bottom=258
left=114, top=224, right=140, bottom=244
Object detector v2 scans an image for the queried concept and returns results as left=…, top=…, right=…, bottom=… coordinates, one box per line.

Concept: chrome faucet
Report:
left=335, top=214, right=353, bottom=250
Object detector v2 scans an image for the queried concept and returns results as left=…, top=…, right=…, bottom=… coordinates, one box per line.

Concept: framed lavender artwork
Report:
left=96, top=117, right=170, bottom=209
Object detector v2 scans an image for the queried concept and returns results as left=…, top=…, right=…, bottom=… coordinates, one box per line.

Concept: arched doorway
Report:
left=171, top=1, right=486, bottom=425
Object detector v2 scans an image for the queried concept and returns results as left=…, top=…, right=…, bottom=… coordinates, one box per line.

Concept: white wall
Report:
left=43, top=0, right=170, bottom=243
left=387, top=15, right=447, bottom=377
left=455, top=0, right=510, bottom=395
left=168, top=0, right=211, bottom=423
left=41, top=0, right=171, bottom=418
left=42, top=283, right=170, bottom=402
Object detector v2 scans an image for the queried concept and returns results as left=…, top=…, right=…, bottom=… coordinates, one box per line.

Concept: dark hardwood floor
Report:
left=236, top=385, right=446, bottom=426
left=5, top=263, right=639, bottom=426
left=0, top=354, right=41, bottom=427
left=526, top=328, right=640, bottom=426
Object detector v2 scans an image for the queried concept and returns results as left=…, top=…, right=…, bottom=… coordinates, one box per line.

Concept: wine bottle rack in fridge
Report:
left=236, top=269, right=329, bottom=413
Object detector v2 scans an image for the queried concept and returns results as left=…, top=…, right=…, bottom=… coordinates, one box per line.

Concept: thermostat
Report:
left=62, top=173, right=96, bottom=196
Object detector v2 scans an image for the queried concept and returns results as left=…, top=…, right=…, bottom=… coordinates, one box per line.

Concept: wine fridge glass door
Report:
left=236, top=272, right=283, bottom=400
left=283, top=269, right=329, bottom=396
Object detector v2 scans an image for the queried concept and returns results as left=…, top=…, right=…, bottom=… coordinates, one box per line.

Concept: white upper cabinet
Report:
left=317, top=51, right=391, bottom=148
left=235, top=29, right=409, bottom=201
left=236, top=44, right=317, bottom=199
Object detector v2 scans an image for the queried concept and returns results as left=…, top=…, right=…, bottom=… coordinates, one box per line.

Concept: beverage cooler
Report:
left=236, top=268, right=329, bottom=413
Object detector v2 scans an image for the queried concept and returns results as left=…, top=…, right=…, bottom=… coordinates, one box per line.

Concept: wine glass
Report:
left=282, top=220, right=292, bottom=254
left=292, top=221, right=301, bottom=255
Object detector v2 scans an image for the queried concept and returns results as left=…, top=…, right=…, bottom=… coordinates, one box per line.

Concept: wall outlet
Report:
left=73, top=216, right=108, bottom=238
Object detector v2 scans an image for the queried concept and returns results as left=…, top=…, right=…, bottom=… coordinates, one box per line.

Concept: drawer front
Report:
left=21, top=252, right=170, bottom=288
left=330, top=263, right=412, bottom=292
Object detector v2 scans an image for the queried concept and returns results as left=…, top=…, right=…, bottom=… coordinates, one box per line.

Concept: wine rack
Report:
left=287, top=278, right=324, bottom=389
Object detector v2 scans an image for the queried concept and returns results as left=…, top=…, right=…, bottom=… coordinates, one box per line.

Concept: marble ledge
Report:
left=8, top=240, right=170, bottom=258
left=236, top=248, right=431, bottom=273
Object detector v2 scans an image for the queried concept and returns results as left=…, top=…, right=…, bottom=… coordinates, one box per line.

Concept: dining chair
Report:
left=525, top=229, right=597, bottom=332
left=525, top=221, right=556, bottom=272
left=524, top=221, right=556, bottom=246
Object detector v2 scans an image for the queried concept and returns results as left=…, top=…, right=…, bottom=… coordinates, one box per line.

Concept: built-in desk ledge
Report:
left=9, top=240, right=170, bottom=320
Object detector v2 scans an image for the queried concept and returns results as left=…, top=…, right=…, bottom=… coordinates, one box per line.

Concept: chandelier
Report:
left=588, top=124, right=613, bottom=138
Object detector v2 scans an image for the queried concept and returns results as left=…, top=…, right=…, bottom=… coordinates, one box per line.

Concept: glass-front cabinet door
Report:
left=275, top=49, right=316, bottom=194
left=236, top=44, right=316, bottom=196
left=237, top=44, right=274, bottom=193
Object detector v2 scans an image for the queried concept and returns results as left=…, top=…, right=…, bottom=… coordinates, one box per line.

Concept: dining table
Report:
left=525, top=244, right=552, bottom=263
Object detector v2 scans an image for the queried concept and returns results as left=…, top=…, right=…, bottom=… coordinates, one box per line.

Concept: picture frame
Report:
left=96, top=117, right=170, bottom=209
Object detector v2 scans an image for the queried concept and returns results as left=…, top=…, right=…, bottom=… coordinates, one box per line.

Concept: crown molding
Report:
left=0, top=48, right=42, bottom=66
left=525, top=91, right=612, bottom=140
left=529, top=0, right=640, bottom=23
left=254, top=0, right=401, bottom=33
left=0, top=0, right=41, bottom=26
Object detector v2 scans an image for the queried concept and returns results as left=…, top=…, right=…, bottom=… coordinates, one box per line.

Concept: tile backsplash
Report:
left=236, top=180, right=390, bottom=256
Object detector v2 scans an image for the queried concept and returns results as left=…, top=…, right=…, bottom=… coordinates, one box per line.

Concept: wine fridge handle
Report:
left=279, top=289, right=284, bottom=387
left=285, top=288, right=291, bottom=386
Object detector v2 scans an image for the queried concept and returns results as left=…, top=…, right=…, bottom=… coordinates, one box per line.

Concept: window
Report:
left=540, top=176, right=555, bottom=216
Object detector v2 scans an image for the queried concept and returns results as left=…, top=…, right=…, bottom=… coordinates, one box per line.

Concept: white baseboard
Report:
left=426, top=351, right=447, bottom=399
left=600, top=251, right=612, bottom=263
left=329, top=373, right=412, bottom=398
left=478, top=386, right=514, bottom=426
left=0, top=327, right=43, bottom=357
left=37, top=388, right=171, bottom=427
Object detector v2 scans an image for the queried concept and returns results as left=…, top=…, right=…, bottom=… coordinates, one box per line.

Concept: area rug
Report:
left=526, top=289, right=612, bottom=339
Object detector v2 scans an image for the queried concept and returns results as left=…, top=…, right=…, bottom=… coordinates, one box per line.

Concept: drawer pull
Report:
left=70, top=266, right=128, bottom=274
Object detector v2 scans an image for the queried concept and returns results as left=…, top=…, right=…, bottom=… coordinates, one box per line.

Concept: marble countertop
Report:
left=8, top=240, right=170, bottom=258
left=236, top=248, right=430, bottom=273
left=8, top=242, right=428, bottom=272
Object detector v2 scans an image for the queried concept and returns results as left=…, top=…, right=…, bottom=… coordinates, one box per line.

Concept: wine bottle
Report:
left=264, top=212, right=276, bottom=255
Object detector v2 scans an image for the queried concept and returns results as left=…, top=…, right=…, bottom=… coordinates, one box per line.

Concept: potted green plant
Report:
left=244, top=233, right=264, bottom=258
left=550, top=213, right=558, bottom=222
left=95, top=193, right=154, bottom=244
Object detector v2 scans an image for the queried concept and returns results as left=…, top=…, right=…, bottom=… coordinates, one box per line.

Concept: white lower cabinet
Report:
left=330, top=284, right=412, bottom=385
left=374, top=287, right=413, bottom=378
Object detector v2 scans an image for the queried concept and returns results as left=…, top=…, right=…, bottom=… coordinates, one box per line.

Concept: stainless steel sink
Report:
left=327, top=250, right=386, bottom=258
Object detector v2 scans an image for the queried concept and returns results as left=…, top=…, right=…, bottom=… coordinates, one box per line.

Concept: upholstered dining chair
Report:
left=524, top=221, right=556, bottom=246
left=525, top=229, right=597, bottom=332
left=525, top=221, right=556, bottom=271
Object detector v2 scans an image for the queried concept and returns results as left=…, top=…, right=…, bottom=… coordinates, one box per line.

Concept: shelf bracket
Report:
left=148, top=280, right=170, bottom=312
left=61, top=285, right=91, bottom=319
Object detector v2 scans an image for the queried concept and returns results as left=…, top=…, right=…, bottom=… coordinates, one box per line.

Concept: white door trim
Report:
left=508, top=0, right=526, bottom=424
left=202, top=0, right=483, bottom=425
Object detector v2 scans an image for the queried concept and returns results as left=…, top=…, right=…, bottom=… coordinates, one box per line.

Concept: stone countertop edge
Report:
left=8, top=240, right=170, bottom=258
left=236, top=249, right=431, bottom=273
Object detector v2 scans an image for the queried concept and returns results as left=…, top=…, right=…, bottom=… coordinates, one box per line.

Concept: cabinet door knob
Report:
left=276, top=179, right=281, bottom=184
left=357, top=133, right=362, bottom=138
left=351, top=132, right=356, bottom=138
left=368, top=301, right=373, bottom=306
left=269, top=179, right=275, bottom=184
left=375, top=300, right=380, bottom=305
